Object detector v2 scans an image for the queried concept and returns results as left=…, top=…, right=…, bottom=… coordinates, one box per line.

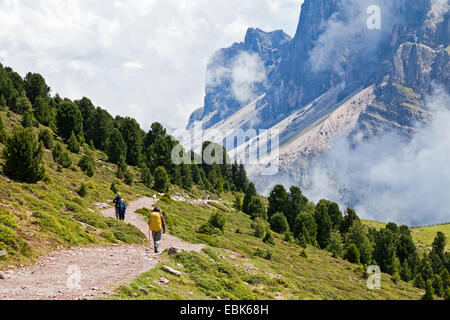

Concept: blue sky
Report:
left=0, top=0, right=303, bottom=131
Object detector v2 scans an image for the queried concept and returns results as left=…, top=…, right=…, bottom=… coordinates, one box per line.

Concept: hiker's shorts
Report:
left=152, top=230, right=162, bottom=250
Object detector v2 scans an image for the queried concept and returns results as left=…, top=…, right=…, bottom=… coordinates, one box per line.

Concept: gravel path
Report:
left=0, top=197, right=204, bottom=300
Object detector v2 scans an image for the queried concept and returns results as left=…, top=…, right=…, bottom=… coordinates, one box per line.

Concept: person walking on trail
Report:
left=113, top=193, right=122, bottom=220
left=118, top=198, right=127, bottom=221
left=148, top=206, right=166, bottom=254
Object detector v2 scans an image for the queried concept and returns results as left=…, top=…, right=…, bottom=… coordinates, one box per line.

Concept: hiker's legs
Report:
left=115, top=207, right=119, bottom=220
left=119, top=212, right=125, bottom=221
left=152, top=230, right=162, bottom=253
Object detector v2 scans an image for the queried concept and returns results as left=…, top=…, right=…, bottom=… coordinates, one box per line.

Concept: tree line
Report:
left=239, top=183, right=450, bottom=300
left=0, top=63, right=249, bottom=194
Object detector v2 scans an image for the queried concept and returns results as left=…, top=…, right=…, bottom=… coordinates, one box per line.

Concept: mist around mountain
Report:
left=187, top=0, right=449, bottom=226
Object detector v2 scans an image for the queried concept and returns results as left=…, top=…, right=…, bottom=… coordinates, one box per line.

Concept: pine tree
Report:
left=191, top=164, right=201, bottom=185
left=347, top=221, right=373, bottom=265
left=117, top=117, right=142, bottom=166
left=23, top=72, right=50, bottom=106
left=0, top=95, right=6, bottom=110
left=340, top=207, right=360, bottom=234
left=181, top=164, right=193, bottom=191
left=233, top=193, right=242, bottom=211
left=247, top=197, right=267, bottom=220
left=293, top=213, right=317, bottom=245
left=116, top=155, right=128, bottom=180
left=107, top=128, right=127, bottom=164
left=85, top=108, right=114, bottom=151
left=328, top=231, right=344, bottom=258
left=267, top=185, right=288, bottom=219
left=285, top=186, right=308, bottom=230
left=373, top=228, right=398, bottom=275
left=12, top=90, right=32, bottom=115
left=68, top=131, right=81, bottom=153
left=34, top=97, right=54, bottom=126
left=56, top=100, right=84, bottom=141
left=154, top=166, right=170, bottom=193
left=242, top=182, right=257, bottom=215
left=315, top=200, right=332, bottom=249
left=21, top=110, right=37, bottom=128
left=3, top=127, right=45, bottom=183
left=344, top=244, right=361, bottom=264
left=170, top=165, right=182, bottom=187
left=421, top=280, right=434, bottom=300
left=0, top=115, right=7, bottom=144
left=269, top=212, right=289, bottom=234
left=141, top=165, right=154, bottom=189
left=401, top=260, right=412, bottom=282
left=38, top=128, right=53, bottom=149
left=237, top=163, right=249, bottom=191
left=328, top=202, right=343, bottom=230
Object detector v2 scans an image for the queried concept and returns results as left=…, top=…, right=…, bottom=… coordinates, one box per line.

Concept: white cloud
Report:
left=123, top=61, right=144, bottom=70
left=307, top=86, right=450, bottom=226
left=231, top=52, right=267, bottom=104
left=0, top=0, right=302, bottom=130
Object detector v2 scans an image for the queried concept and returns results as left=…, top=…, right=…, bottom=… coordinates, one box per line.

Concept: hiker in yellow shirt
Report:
left=148, top=206, right=166, bottom=254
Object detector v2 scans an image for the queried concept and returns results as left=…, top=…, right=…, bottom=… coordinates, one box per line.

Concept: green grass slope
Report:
left=111, top=196, right=425, bottom=300
left=0, top=109, right=148, bottom=269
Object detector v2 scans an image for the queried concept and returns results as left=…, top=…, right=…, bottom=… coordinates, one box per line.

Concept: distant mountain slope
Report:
left=187, top=0, right=449, bottom=196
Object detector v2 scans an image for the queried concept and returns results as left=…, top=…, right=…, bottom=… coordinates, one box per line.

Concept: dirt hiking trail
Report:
left=0, top=197, right=204, bottom=300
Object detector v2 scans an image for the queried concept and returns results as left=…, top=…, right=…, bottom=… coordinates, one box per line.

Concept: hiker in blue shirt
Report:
left=118, top=198, right=127, bottom=221
left=113, top=193, right=122, bottom=220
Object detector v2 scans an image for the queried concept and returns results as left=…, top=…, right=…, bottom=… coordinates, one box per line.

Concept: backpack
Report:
left=149, top=212, right=162, bottom=232
left=119, top=201, right=127, bottom=213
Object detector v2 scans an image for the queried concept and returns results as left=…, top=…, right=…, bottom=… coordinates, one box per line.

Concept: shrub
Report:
left=78, top=154, right=95, bottom=177
left=284, top=232, right=293, bottom=242
left=391, top=273, right=401, bottom=285
left=104, top=218, right=146, bottom=244
left=344, top=244, right=361, bottom=264
left=209, top=212, right=225, bottom=232
left=269, top=212, right=289, bottom=234
left=3, top=127, right=45, bottom=183
left=124, top=171, right=134, bottom=185
left=198, top=223, right=216, bottom=235
left=101, top=230, right=118, bottom=244
left=110, top=182, right=118, bottom=194
left=52, top=143, right=72, bottom=168
left=38, top=128, right=54, bottom=149
left=263, top=231, right=275, bottom=246
left=252, top=217, right=267, bottom=238
left=77, top=183, right=88, bottom=197
left=300, top=249, right=308, bottom=258
left=0, top=210, right=18, bottom=229
left=86, top=180, right=96, bottom=190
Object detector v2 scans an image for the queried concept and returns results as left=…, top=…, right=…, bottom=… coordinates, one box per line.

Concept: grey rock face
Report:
left=187, top=28, right=291, bottom=129
left=187, top=0, right=449, bottom=190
